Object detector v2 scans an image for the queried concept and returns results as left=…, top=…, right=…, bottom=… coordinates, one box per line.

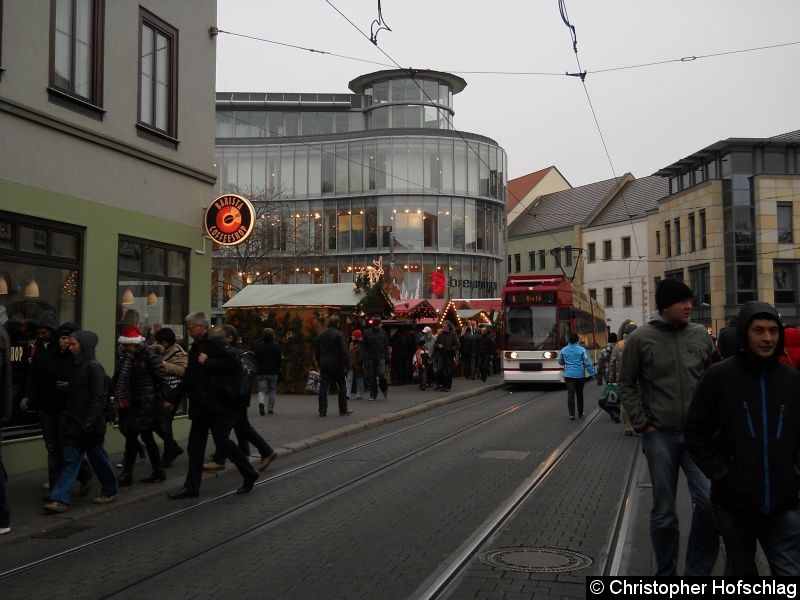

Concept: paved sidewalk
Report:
left=1, top=374, right=504, bottom=540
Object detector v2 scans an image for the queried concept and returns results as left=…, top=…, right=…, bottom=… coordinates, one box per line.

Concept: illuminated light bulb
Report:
left=146, top=292, right=158, bottom=306
left=121, top=288, right=134, bottom=305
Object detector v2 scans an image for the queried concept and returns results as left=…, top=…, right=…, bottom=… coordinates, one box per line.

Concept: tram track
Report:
left=0, top=386, right=543, bottom=588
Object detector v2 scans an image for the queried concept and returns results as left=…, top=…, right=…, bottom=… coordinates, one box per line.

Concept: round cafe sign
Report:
left=204, top=194, right=255, bottom=246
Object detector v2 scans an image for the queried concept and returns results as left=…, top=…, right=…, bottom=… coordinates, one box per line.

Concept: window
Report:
left=564, top=245, right=573, bottom=267
left=50, top=0, right=105, bottom=111
left=552, top=248, right=561, bottom=267
left=587, top=242, right=596, bottom=263
left=623, top=285, right=633, bottom=307
left=603, top=240, right=612, bottom=261
left=514, top=253, right=521, bottom=273
left=139, top=8, right=178, bottom=139
left=689, top=213, right=696, bottom=252
left=674, top=217, right=681, bottom=255
left=604, top=287, right=613, bottom=307
left=588, top=289, right=597, bottom=300
left=507, top=254, right=511, bottom=273
left=656, top=230, right=661, bottom=255
left=538, top=249, right=545, bottom=270
left=699, top=209, right=707, bottom=249
left=778, top=203, right=793, bottom=244
left=689, top=264, right=711, bottom=307
left=528, top=251, right=536, bottom=271
left=664, top=221, right=672, bottom=257
left=621, top=237, right=631, bottom=259
left=665, top=268, right=684, bottom=282
left=774, top=262, right=797, bottom=304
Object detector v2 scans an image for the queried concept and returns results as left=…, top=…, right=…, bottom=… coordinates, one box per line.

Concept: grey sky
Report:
left=216, top=0, right=800, bottom=187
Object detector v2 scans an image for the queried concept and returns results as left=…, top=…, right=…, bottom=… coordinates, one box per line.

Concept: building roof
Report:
left=224, top=283, right=364, bottom=308
left=348, top=69, right=467, bottom=95
left=587, top=175, right=667, bottom=228
left=770, top=129, right=800, bottom=142
left=508, top=176, right=620, bottom=238
left=507, top=167, right=555, bottom=214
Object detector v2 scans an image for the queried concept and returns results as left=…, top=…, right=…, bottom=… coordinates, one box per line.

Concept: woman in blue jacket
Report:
left=557, top=333, right=596, bottom=420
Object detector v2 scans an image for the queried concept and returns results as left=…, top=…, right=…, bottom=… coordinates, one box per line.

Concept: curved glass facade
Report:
left=213, top=70, right=506, bottom=304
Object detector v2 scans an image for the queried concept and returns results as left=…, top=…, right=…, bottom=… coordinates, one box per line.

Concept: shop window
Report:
left=117, top=236, right=189, bottom=342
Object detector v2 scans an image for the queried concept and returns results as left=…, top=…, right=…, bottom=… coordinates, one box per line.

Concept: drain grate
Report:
left=480, top=546, right=593, bottom=573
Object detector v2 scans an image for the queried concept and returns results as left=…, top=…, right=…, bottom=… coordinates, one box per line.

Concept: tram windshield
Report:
left=505, top=306, right=558, bottom=350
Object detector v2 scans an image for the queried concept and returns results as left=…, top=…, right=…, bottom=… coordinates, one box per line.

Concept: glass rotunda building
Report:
left=212, top=69, right=507, bottom=310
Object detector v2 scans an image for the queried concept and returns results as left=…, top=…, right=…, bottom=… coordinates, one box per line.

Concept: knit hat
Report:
left=351, top=329, right=362, bottom=339
left=655, top=278, right=693, bottom=311
left=422, top=326, right=432, bottom=333
left=57, top=322, right=80, bottom=338
left=35, top=311, right=59, bottom=331
left=118, top=325, right=145, bottom=344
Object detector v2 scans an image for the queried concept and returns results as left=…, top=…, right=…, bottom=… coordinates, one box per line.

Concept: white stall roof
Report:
left=223, top=283, right=365, bottom=308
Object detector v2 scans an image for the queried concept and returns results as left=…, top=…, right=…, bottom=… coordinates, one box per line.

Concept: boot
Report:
left=117, top=472, right=134, bottom=487
left=140, top=470, right=166, bottom=483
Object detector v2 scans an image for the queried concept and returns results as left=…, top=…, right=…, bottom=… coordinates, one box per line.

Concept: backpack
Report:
left=240, top=350, right=258, bottom=399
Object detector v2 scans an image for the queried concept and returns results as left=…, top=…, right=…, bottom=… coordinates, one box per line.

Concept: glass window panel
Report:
left=51, top=232, right=78, bottom=259
left=778, top=204, right=793, bottom=244
left=74, top=0, right=93, bottom=99
left=392, top=138, right=408, bottom=192
left=324, top=206, right=337, bottom=250
left=284, top=112, right=299, bottom=136
left=440, top=139, right=454, bottom=194
left=349, top=140, right=363, bottom=195
left=390, top=79, right=405, bottom=102
left=376, top=139, right=392, bottom=192
left=364, top=139, right=377, bottom=191
left=380, top=201, right=394, bottom=249
left=321, top=143, right=335, bottom=194
left=317, top=112, right=334, bottom=135
left=335, top=112, right=349, bottom=133
left=119, top=241, right=142, bottom=272
left=479, top=144, right=490, bottom=197
left=337, top=200, right=351, bottom=252
left=438, top=197, right=451, bottom=251
left=467, top=142, right=479, bottom=196
left=351, top=199, right=364, bottom=250
left=301, top=112, right=317, bottom=135
left=265, top=111, right=282, bottom=136
left=423, top=138, right=440, bottom=191
left=452, top=197, right=465, bottom=251
left=307, top=146, right=321, bottom=196
left=19, top=227, right=48, bottom=254
left=154, top=32, right=169, bottom=130
left=408, top=138, right=424, bottom=191
left=216, top=112, right=233, bottom=137
left=335, top=143, right=349, bottom=194
left=372, top=81, right=388, bottom=103
left=143, top=245, right=165, bottom=275
left=438, top=83, right=449, bottom=106
left=54, top=0, right=73, bottom=90
left=371, top=106, right=389, bottom=129
left=251, top=147, right=266, bottom=197
left=237, top=146, right=252, bottom=193
left=167, top=250, right=186, bottom=278
left=476, top=203, right=487, bottom=252
left=465, top=198, right=477, bottom=251
left=0, top=221, right=14, bottom=250
left=774, top=264, right=796, bottom=304
left=294, top=146, right=308, bottom=197
left=404, top=79, right=420, bottom=102
left=140, top=25, right=153, bottom=124
left=424, top=197, right=438, bottom=249
left=365, top=199, right=378, bottom=249
left=454, top=141, right=468, bottom=195
left=424, top=106, right=439, bottom=129
left=280, top=146, right=294, bottom=198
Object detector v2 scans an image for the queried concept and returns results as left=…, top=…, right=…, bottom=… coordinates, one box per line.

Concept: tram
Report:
left=501, top=274, right=607, bottom=384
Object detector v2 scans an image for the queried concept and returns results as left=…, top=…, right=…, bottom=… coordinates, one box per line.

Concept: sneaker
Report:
left=203, top=461, right=225, bottom=472
left=258, top=451, right=278, bottom=472
left=259, top=403, right=266, bottom=416
left=92, top=494, right=117, bottom=505
left=368, top=396, right=376, bottom=402
left=0, top=527, right=10, bottom=535
left=44, top=501, right=69, bottom=514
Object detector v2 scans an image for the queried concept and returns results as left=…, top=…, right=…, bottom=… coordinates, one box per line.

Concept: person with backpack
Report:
left=44, top=330, right=118, bottom=513
left=203, top=325, right=277, bottom=473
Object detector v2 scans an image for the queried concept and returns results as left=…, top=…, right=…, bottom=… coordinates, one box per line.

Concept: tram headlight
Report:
left=504, top=351, right=518, bottom=360
left=543, top=351, right=554, bottom=359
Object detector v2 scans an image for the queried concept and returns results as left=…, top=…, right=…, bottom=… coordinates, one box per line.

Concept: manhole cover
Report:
left=480, top=547, right=593, bottom=573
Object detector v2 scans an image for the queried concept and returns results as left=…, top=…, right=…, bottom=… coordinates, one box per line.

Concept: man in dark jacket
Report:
left=433, top=321, right=460, bottom=392
left=361, top=316, right=390, bottom=402
left=253, top=327, right=282, bottom=415
left=686, top=302, right=800, bottom=575
left=44, top=330, right=118, bottom=513
left=619, top=278, right=718, bottom=576
left=168, top=312, right=259, bottom=499
left=314, top=316, right=351, bottom=417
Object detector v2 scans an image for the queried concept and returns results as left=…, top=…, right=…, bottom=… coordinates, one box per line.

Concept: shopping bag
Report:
left=598, top=382, right=620, bottom=420
left=305, top=370, right=321, bottom=393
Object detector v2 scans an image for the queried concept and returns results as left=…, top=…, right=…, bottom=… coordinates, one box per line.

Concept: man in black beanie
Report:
left=619, top=278, right=719, bottom=576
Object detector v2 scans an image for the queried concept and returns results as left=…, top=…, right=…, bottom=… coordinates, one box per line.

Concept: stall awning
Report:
left=223, top=283, right=365, bottom=308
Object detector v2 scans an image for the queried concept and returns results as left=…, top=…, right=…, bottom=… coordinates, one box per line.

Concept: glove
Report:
left=19, top=397, right=30, bottom=411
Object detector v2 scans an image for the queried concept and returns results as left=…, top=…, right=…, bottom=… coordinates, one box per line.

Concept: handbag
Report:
left=305, top=370, right=321, bottom=393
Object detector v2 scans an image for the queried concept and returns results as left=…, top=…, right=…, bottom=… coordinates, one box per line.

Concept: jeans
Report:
left=40, top=412, right=91, bottom=489
left=564, top=377, right=586, bottom=417
left=715, top=505, right=800, bottom=576
left=641, top=430, right=719, bottom=575
left=365, top=358, right=388, bottom=399
left=257, top=375, right=278, bottom=411
left=0, top=429, right=9, bottom=528
left=318, top=368, right=348, bottom=415
left=345, top=369, right=365, bottom=399
left=50, top=445, right=119, bottom=504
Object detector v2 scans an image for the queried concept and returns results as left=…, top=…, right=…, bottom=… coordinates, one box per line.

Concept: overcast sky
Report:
left=215, top=0, right=800, bottom=187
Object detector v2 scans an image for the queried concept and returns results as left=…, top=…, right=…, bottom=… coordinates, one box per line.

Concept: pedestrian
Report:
left=346, top=329, right=365, bottom=400
left=389, top=328, right=410, bottom=385
left=461, top=326, right=478, bottom=380
left=168, top=312, right=259, bottom=499
left=608, top=324, right=637, bottom=435
left=413, top=339, right=431, bottom=391
left=362, top=316, right=390, bottom=402
left=557, top=333, right=596, bottom=419
left=314, top=315, right=351, bottom=417
left=26, top=321, right=93, bottom=497
left=475, top=325, right=490, bottom=382
left=0, top=318, right=12, bottom=534
left=619, top=278, right=719, bottom=576
left=152, top=327, right=187, bottom=467
left=686, top=301, right=800, bottom=576
left=114, top=326, right=170, bottom=486
left=715, top=317, right=738, bottom=359
left=44, top=330, right=119, bottom=513
left=432, top=321, right=460, bottom=392
left=253, top=327, right=282, bottom=415
left=204, top=325, right=277, bottom=473
left=420, top=326, right=436, bottom=386
left=596, top=332, right=618, bottom=386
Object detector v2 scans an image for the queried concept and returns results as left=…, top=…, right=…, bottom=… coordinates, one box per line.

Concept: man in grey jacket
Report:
left=619, top=278, right=718, bottom=576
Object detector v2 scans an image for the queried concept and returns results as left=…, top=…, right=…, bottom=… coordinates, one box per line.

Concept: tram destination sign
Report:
left=205, top=194, right=256, bottom=246
left=505, top=291, right=556, bottom=304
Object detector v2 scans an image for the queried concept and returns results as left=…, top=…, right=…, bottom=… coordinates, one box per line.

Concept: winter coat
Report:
left=159, top=343, right=187, bottom=377
left=716, top=325, right=738, bottom=359
left=171, top=333, right=242, bottom=419
left=361, top=327, right=389, bottom=362
left=557, top=342, right=596, bottom=379
left=61, top=331, right=107, bottom=447
left=433, top=329, right=460, bottom=361
left=115, top=345, right=169, bottom=434
left=607, top=339, right=626, bottom=383
left=619, top=315, right=713, bottom=433
left=25, top=338, right=57, bottom=403
left=686, top=302, right=800, bottom=514
left=349, top=340, right=365, bottom=376
left=253, top=340, right=282, bottom=375
left=597, top=342, right=616, bottom=379
left=315, top=326, right=349, bottom=374
left=30, top=347, right=74, bottom=414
